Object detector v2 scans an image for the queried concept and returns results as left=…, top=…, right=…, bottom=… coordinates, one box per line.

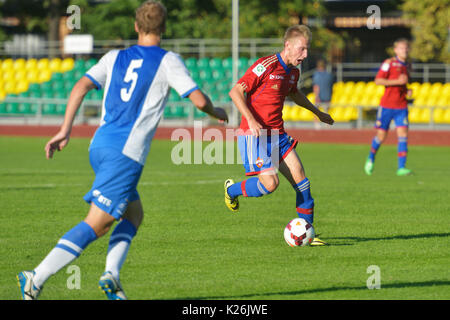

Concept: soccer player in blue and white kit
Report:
left=17, top=1, right=228, bottom=300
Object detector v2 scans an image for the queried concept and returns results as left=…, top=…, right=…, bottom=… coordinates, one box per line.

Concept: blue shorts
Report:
left=237, top=133, right=298, bottom=176
left=84, top=148, right=143, bottom=220
left=375, top=106, right=409, bottom=131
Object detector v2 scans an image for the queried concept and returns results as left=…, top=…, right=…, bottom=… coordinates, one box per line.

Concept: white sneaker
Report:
left=17, top=270, right=41, bottom=300
left=98, top=271, right=127, bottom=300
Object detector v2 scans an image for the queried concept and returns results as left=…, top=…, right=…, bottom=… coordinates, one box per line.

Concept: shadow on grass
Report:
left=175, top=280, right=450, bottom=300
left=327, top=232, right=450, bottom=246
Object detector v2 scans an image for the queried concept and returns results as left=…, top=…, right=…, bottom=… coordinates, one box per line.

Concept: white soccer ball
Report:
left=284, top=218, right=315, bottom=247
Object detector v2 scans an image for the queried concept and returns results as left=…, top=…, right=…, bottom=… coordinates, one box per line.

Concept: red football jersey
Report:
left=237, top=53, right=300, bottom=134
left=375, top=57, right=410, bottom=109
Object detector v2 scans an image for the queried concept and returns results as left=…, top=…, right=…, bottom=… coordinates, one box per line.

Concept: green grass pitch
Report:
left=1, top=136, right=449, bottom=300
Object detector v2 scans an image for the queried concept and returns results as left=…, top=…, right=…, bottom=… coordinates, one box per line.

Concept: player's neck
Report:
left=137, top=33, right=161, bottom=47
left=396, top=55, right=407, bottom=63
left=279, top=50, right=292, bottom=67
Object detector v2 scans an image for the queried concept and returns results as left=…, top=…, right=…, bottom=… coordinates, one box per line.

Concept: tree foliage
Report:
left=402, top=0, right=450, bottom=63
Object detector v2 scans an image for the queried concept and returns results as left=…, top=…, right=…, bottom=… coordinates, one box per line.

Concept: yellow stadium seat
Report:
left=353, top=81, right=366, bottom=95
left=419, top=108, right=431, bottom=123
left=15, top=80, right=29, bottom=93
left=3, top=81, right=16, bottom=94
left=299, top=108, right=315, bottom=121
left=409, top=82, right=421, bottom=99
left=37, top=69, right=52, bottom=83
left=307, top=92, right=315, bottom=105
left=2, top=70, right=14, bottom=82
left=424, top=96, right=438, bottom=107
left=413, top=96, right=426, bottom=107
left=37, top=58, right=50, bottom=70
left=60, top=58, right=75, bottom=72
left=329, top=106, right=345, bottom=122
left=442, top=83, right=450, bottom=97
left=364, top=81, right=377, bottom=96
left=14, top=69, right=27, bottom=82
left=433, top=108, right=445, bottom=123
left=342, top=82, right=355, bottom=95
left=25, top=59, right=38, bottom=71
left=13, top=58, right=26, bottom=71
left=429, top=83, right=442, bottom=97
left=347, top=94, right=361, bottom=106
left=417, top=82, right=431, bottom=98
left=1, top=58, right=13, bottom=71
left=282, top=105, right=293, bottom=121
left=408, top=107, right=421, bottom=123
left=49, top=58, right=62, bottom=72
left=26, top=70, right=39, bottom=82
left=375, top=85, right=384, bottom=96
left=435, top=96, right=449, bottom=107
left=443, top=109, right=450, bottom=123
left=0, top=89, right=6, bottom=101
left=290, top=107, right=301, bottom=121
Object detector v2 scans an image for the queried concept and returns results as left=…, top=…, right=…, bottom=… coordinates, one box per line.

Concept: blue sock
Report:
left=369, top=136, right=381, bottom=162
left=57, top=221, right=98, bottom=257
left=107, top=219, right=137, bottom=252
left=227, top=177, right=270, bottom=198
left=398, top=136, right=408, bottom=169
left=294, top=178, right=314, bottom=224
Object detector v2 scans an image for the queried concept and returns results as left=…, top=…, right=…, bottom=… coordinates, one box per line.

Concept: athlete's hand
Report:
left=45, top=130, right=70, bottom=159
left=318, top=111, right=334, bottom=125
left=248, top=118, right=263, bottom=136
left=213, top=107, right=229, bottom=123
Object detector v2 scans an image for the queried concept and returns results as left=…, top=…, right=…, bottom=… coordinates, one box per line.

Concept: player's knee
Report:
left=261, top=176, right=279, bottom=193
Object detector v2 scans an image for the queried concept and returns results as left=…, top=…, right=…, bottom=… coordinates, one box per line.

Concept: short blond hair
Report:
left=135, top=1, right=167, bottom=35
left=394, top=38, right=409, bottom=48
left=283, top=25, right=312, bottom=44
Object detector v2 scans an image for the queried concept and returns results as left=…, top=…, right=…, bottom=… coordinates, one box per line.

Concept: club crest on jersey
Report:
left=255, top=157, right=264, bottom=168
left=252, top=64, right=266, bottom=77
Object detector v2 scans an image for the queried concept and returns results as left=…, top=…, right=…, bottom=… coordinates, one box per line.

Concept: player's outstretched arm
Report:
left=288, top=90, right=334, bottom=125
left=188, top=89, right=228, bottom=123
left=45, top=76, right=96, bottom=159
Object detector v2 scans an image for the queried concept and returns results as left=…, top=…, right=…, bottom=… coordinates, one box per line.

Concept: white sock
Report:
left=33, top=247, right=77, bottom=289
left=105, top=241, right=131, bottom=281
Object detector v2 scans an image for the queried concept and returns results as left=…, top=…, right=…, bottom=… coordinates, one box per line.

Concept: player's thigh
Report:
left=394, top=109, right=409, bottom=137
left=281, top=149, right=306, bottom=184
left=122, top=199, right=144, bottom=230
left=84, top=203, right=116, bottom=237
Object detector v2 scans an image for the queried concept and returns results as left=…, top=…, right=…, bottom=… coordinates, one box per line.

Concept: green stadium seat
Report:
left=199, top=69, right=212, bottom=81
left=197, top=57, right=209, bottom=69
left=185, top=57, right=197, bottom=69
left=6, top=102, right=19, bottom=114
left=42, top=103, right=56, bottom=115
left=211, top=69, right=225, bottom=81
left=222, top=57, right=232, bottom=69
left=209, top=58, right=222, bottom=68
left=18, top=103, right=31, bottom=114
left=238, top=57, right=249, bottom=68
left=194, top=107, right=206, bottom=118
left=84, top=58, right=97, bottom=69
left=0, top=102, right=6, bottom=113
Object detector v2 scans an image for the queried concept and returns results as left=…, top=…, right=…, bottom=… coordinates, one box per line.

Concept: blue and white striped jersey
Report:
left=85, top=45, right=198, bottom=165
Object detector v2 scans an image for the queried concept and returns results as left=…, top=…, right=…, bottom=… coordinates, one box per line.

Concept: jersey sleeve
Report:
left=375, top=59, right=391, bottom=79
left=85, top=50, right=118, bottom=90
left=237, top=61, right=266, bottom=93
left=162, top=52, right=198, bottom=98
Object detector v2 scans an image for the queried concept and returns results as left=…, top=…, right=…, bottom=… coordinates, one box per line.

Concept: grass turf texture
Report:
left=0, top=136, right=449, bottom=300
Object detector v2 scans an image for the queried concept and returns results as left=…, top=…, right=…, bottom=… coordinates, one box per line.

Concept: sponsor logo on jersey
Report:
left=270, top=74, right=284, bottom=80
left=252, top=63, right=266, bottom=77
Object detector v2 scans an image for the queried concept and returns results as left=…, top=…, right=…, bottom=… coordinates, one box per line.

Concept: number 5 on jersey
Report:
left=121, top=59, right=143, bottom=102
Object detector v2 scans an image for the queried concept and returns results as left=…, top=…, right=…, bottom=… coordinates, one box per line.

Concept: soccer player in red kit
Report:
left=364, top=38, right=412, bottom=176
left=224, top=25, right=334, bottom=246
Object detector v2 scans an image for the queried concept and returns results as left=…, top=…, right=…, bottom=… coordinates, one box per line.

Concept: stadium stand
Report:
left=0, top=57, right=449, bottom=124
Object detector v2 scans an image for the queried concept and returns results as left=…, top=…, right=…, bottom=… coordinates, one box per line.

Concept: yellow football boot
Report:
left=224, top=179, right=239, bottom=212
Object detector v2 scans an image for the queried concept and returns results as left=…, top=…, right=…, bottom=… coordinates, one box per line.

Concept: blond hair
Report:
left=283, top=25, right=312, bottom=44
left=393, top=38, right=410, bottom=48
left=135, top=1, right=167, bottom=35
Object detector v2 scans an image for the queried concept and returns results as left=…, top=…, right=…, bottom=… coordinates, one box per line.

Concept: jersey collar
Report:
left=276, top=53, right=292, bottom=74
left=395, top=56, right=407, bottom=66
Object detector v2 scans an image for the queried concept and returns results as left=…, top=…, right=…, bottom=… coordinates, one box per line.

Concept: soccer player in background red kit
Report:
left=224, top=25, right=334, bottom=246
left=364, top=38, right=412, bottom=176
